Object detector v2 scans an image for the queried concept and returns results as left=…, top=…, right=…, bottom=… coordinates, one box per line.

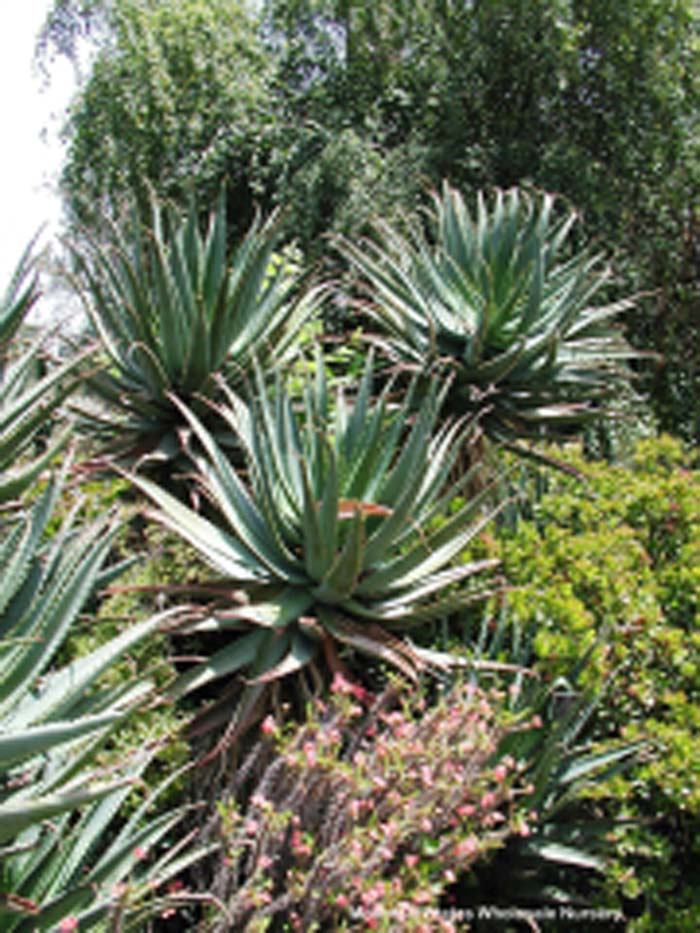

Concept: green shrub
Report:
left=470, top=435, right=700, bottom=927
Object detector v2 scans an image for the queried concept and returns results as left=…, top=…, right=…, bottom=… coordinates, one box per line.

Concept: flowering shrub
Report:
left=208, top=677, right=537, bottom=931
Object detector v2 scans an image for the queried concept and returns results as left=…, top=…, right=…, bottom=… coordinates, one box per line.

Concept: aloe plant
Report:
left=449, top=623, right=645, bottom=909
left=0, top=462, right=215, bottom=928
left=129, top=352, right=504, bottom=746
left=0, top=249, right=208, bottom=928
left=340, top=183, right=639, bottom=450
left=2, top=748, right=215, bottom=932
left=0, top=461, right=200, bottom=921
left=0, top=238, right=41, bottom=350
left=0, top=247, right=91, bottom=503
left=71, top=193, right=324, bottom=460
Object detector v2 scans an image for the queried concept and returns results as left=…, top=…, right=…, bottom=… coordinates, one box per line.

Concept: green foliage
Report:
left=71, top=192, right=322, bottom=460
left=1, top=747, right=212, bottom=932
left=0, top=240, right=40, bottom=350
left=0, top=254, right=207, bottom=929
left=58, top=0, right=271, bottom=234
left=342, top=182, right=639, bottom=447
left=473, top=435, right=700, bottom=924
left=0, top=464, right=203, bottom=928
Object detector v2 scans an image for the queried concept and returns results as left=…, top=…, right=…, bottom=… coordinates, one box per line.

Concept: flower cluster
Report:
left=208, top=679, right=538, bottom=931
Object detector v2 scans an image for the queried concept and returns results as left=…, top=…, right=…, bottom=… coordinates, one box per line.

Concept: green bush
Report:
left=471, top=435, right=700, bottom=927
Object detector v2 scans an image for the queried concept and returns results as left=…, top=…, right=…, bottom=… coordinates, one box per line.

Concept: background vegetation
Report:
left=1, top=0, right=699, bottom=929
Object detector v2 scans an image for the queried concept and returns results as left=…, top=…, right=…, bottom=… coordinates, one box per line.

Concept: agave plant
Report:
left=2, top=748, right=214, bottom=932
left=1, top=257, right=209, bottom=927
left=458, top=688, right=644, bottom=912
left=340, top=183, right=639, bottom=450
left=0, top=238, right=41, bottom=351
left=130, top=352, right=505, bottom=746
left=70, top=193, right=324, bottom=460
left=0, top=460, right=214, bottom=928
left=0, top=246, right=91, bottom=502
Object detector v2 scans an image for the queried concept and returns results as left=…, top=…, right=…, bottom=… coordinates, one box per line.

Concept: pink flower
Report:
left=335, top=893, right=350, bottom=909
left=457, top=803, right=476, bottom=819
left=394, top=720, right=412, bottom=738
left=480, top=791, right=497, bottom=810
left=454, top=835, right=479, bottom=858
left=58, top=918, right=79, bottom=932
left=133, top=846, right=148, bottom=861
left=331, top=672, right=367, bottom=700
left=291, top=829, right=312, bottom=858
left=261, top=715, right=276, bottom=736
left=348, top=799, right=362, bottom=819
left=302, top=741, right=317, bottom=767
left=412, top=889, right=432, bottom=905
left=484, top=811, right=506, bottom=826
left=245, top=820, right=259, bottom=836
left=493, top=764, right=508, bottom=783
left=420, top=817, right=432, bottom=833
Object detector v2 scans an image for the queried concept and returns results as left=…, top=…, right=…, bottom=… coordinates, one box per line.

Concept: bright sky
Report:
left=0, top=0, right=76, bottom=294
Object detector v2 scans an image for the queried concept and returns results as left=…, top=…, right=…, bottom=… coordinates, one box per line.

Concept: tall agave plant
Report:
left=70, top=193, right=324, bottom=460
left=130, top=353, right=505, bottom=747
left=340, top=183, right=639, bottom=449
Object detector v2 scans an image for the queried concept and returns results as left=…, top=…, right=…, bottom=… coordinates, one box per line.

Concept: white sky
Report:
left=0, top=0, right=76, bottom=292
